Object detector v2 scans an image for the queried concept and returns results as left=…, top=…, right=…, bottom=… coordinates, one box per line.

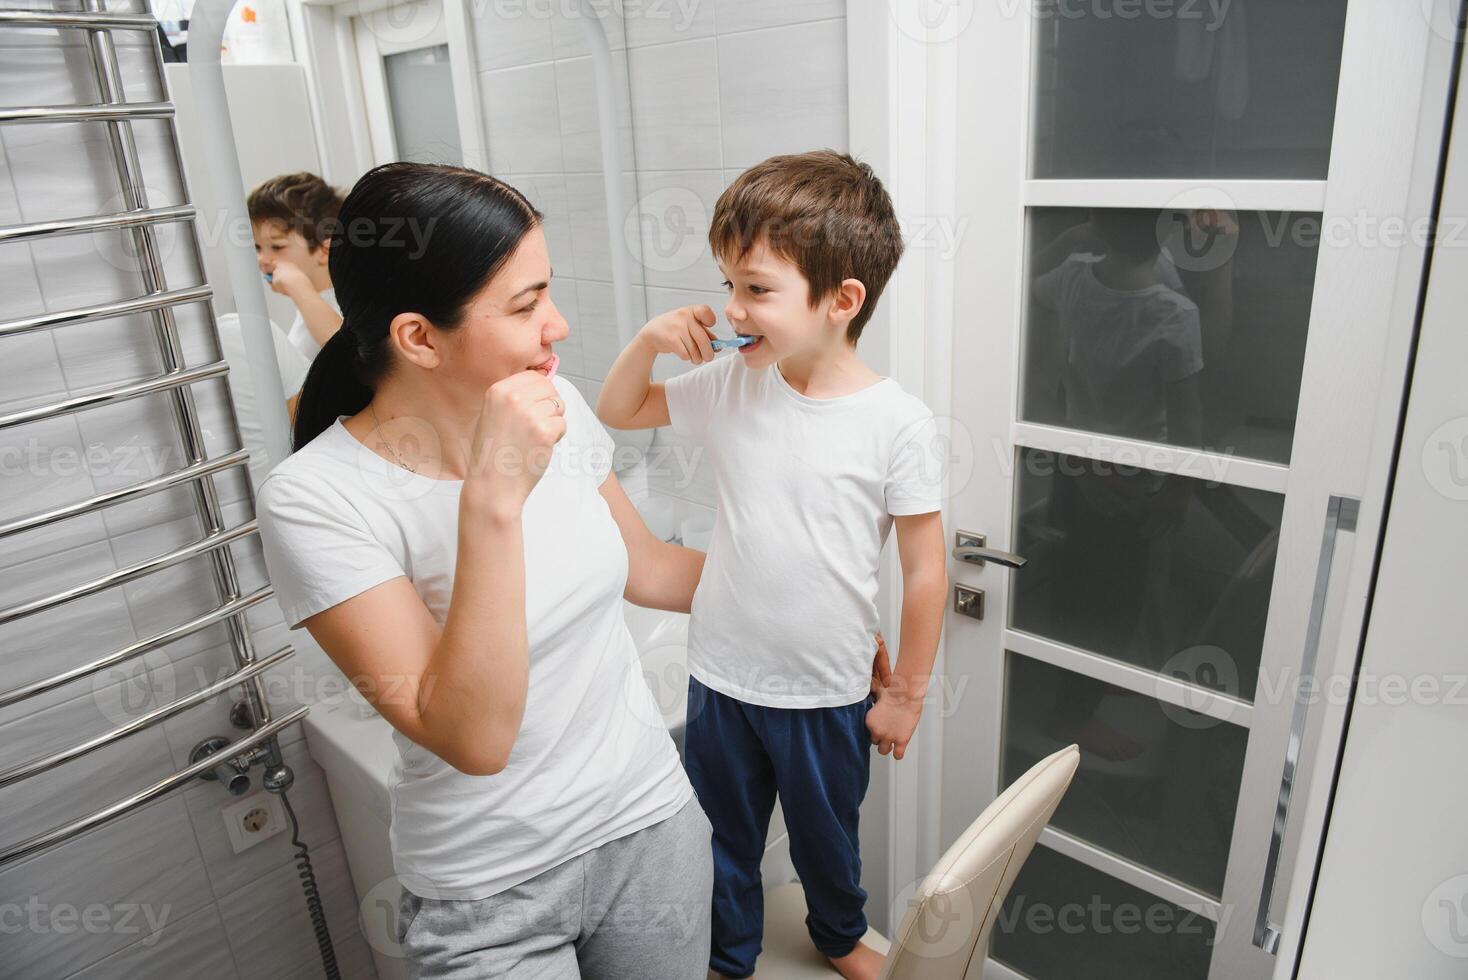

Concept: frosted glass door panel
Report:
left=384, top=44, right=462, bottom=165
left=1030, top=0, right=1349, bottom=179
left=1021, top=208, right=1321, bottom=464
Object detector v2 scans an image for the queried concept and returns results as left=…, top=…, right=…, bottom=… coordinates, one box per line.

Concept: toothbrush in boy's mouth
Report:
left=531, top=352, right=559, bottom=378
left=711, top=334, right=762, bottom=352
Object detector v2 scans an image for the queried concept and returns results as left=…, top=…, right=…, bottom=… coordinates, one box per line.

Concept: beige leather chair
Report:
left=757, top=744, right=1081, bottom=979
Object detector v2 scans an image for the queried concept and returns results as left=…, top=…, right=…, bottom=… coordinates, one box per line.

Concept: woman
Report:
left=255, top=162, right=712, bottom=979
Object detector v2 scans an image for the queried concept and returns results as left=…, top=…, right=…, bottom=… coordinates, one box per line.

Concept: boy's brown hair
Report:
left=247, top=172, right=344, bottom=251
left=709, top=150, right=904, bottom=344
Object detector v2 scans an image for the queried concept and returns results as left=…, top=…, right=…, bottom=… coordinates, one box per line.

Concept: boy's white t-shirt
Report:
left=286, top=286, right=340, bottom=361
left=214, top=312, right=311, bottom=486
left=255, top=376, right=692, bottom=900
left=664, top=355, right=943, bottom=709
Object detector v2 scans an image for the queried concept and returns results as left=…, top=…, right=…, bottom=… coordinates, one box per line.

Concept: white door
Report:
left=318, top=0, right=484, bottom=169
left=937, top=1, right=1458, bottom=978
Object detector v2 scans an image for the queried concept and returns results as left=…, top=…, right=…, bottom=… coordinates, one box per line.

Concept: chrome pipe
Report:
left=0, top=521, right=259, bottom=626
left=0, top=203, right=195, bottom=245
left=0, top=587, right=275, bottom=710
left=0, top=360, right=228, bottom=431
left=185, top=0, right=292, bottom=472
left=0, top=101, right=173, bottom=124
left=0, top=10, right=160, bottom=30
left=0, top=646, right=294, bottom=789
left=0, top=449, right=250, bottom=539
left=0, top=706, right=309, bottom=868
left=0, top=284, right=213, bottom=339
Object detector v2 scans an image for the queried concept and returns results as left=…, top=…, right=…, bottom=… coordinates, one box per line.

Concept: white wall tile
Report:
left=471, top=0, right=556, bottom=70
left=717, top=19, right=848, bottom=168
left=30, top=230, right=145, bottom=310
left=52, top=317, right=163, bottom=394
left=0, top=414, right=101, bottom=538
left=564, top=172, right=628, bottom=283
left=0, top=241, right=44, bottom=321
left=64, top=904, right=241, bottom=980
left=553, top=52, right=632, bottom=173
left=574, top=277, right=643, bottom=380
left=478, top=62, right=564, bottom=175
left=629, top=169, right=726, bottom=291
left=0, top=713, right=179, bottom=847
left=712, top=0, right=844, bottom=35
left=2, top=118, right=185, bottom=226
left=217, top=835, right=362, bottom=980
left=0, top=797, right=214, bottom=980
left=503, top=173, right=576, bottom=279
left=548, top=0, right=629, bottom=60
left=626, top=38, right=722, bottom=171
left=550, top=274, right=585, bottom=377
left=622, top=0, right=716, bottom=47
left=281, top=926, right=379, bottom=980
left=0, top=138, right=19, bottom=224
left=0, top=539, right=138, bottom=698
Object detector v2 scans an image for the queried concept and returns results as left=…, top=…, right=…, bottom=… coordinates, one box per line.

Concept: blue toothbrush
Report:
left=710, top=335, right=757, bottom=351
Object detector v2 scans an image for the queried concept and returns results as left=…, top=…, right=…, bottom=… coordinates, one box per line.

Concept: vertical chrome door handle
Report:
left=1253, top=494, right=1360, bottom=953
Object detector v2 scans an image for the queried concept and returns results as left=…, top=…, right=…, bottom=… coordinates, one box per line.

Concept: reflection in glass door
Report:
left=939, top=1, right=1452, bottom=977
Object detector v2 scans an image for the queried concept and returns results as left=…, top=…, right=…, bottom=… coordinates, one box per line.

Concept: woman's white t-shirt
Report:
left=255, top=376, right=692, bottom=900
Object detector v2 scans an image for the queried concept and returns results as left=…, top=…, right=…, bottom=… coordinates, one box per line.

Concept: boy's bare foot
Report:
left=828, top=941, right=885, bottom=980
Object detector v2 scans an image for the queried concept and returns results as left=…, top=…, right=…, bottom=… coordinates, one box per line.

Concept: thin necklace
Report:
left=368, top=404, right=417, bottom=473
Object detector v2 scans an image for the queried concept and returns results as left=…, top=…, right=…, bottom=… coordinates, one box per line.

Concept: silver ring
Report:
left=551, top=398, right=561, bottom=413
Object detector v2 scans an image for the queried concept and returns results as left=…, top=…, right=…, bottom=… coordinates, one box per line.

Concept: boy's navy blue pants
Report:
left=684, top=676, right=874, bottom=979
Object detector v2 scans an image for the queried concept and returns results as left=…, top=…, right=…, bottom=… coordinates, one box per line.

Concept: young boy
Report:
left=247, top=172, right=344, bottom=362
left=597, top=151, right=948, bottom=980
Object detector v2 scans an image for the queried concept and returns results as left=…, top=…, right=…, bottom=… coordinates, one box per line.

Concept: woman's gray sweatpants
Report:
left=395, top=797, right=714, bottom=979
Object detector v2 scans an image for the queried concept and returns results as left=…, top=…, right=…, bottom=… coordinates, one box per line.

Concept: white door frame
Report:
left=847, top=3, right=961, bottom=928
left=852, top=0, right=1461, bottom=973
left=286, top=0, right=487, bottom=183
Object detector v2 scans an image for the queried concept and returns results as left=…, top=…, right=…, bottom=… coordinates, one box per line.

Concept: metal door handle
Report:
left=1253, top=494, right=1360, bottom=954
left=952, top=531, right=1027, bottom=569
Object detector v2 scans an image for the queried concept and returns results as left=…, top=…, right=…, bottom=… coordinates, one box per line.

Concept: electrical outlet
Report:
left=221, top=792, right=286, bottom=854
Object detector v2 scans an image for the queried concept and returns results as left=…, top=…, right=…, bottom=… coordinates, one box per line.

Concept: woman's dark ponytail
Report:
left=290, top=162, right=542, bottom=450
left=291, top=325, right=371, bottom=449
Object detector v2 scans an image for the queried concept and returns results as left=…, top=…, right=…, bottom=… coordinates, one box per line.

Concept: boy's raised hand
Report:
left=266, top=259, right=312, bottom=299
left=637, top=304, right=718, bottom=365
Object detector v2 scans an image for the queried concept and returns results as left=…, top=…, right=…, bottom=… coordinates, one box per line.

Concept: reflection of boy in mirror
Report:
left=1030, top=208, right=1203, bottom=450
left=248, top=172, right=345, bottom=366
left=1028, top=210, right=1206, bottom=762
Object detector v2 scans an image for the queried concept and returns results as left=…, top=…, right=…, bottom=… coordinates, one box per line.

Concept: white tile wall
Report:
left=716, top=18, right=848, bottom=168
left=478, top=61, right=564, bottom=175
left=468, top=0, right=848, bottom=520
left=0, top=15, right=372, bottom=980
left=627, top=38, right=723, bottom=170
